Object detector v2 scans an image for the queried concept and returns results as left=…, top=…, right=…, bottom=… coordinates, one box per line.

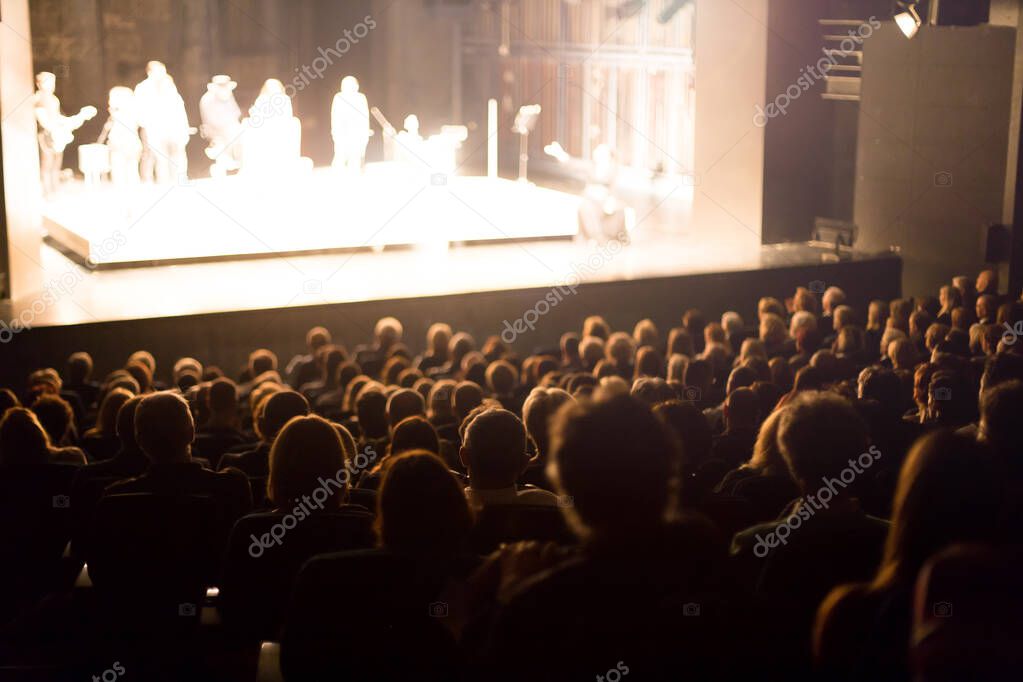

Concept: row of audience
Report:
left=1, top=268, right=1021, bottom=680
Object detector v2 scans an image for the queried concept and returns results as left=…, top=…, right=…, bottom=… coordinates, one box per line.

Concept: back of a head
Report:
left=306, top=326, right=331, bottom=351
left=208, top=377, right=238, bottom=414
left=667, top=327, right=695, bottom=357
left=375, top=316, right=404, bottom=348
left=0, top=407, right=51, bottom=468
left=268, top=415, right=347, bottom=509
left=427, top=379, right=456, bottom=420
left=724, top=386, right=758, bottom=430
left=551, top=394, right=676, bottom=538
left=653, top=399, right=711, bottom=472
left=561, top=332, right=581, bottom=359
left=748, top=406, right=787, bottom=470
left=630, top=377, right=675, bottom=405
left=427, top=322, right=452, bottom=356
left=582, top=315, right=610, bottom=340
left=453, top=381, right=484, bottom=422
left=249, top=348, right=278, bottom=376
left=683, top=358, right=712, bottom=393
left=726, top=365, right=757, bottom=395
left=124, top=360, right=153, bottom=393
left=634, top=346, right=664, bottom=378
left=980, top=380, right=1023, bottom=465
left=462, top=408, right=526, bottom=488
left=449, top=332, right=476, bottom=366
left=486, top=359, right=518, bottom=395
left=386, top=388, right=426, bottom=429
left=859, top=367, right=903, bottom=414
left=521, top=387, right=574, bottom=459
left=262, top=391, right=311, bottom=441
left=134, top=392, right=195, bottom=463
left=31, top=394, right=74, bottom=443
left=777, top=391, right=868, bottom=489
left=67, top=351, right=93, bottom=384
left=0, top=388, right=20, bottom=416
left=97, top=387, right=134, bottom=435
left=116, top=395, right=145, bottom=451
left=390, top=415, right=440, bottom=456
left=981, top=352, right=1023, bottom=394
left=377, top=450, right=471, bottom=558
left=883, top=430, right=1000, bottom=583
left=633, top=318, right=660, bottom=349
left=579, top=336, right=606, bottom=370
left=760, top=313, right=787, bottom=346
left=355, top=387, right=389, bottom=439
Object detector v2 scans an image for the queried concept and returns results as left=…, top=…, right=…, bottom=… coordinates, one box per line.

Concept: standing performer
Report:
left=331, top=76, right=370, bottom=174
left=98, top=86, right=143, bottom=186
left=134, top=61, right=192, bottom=183
left=199, top=74, right=243, bottom=177
left=33, top=71, right=96, bottom=195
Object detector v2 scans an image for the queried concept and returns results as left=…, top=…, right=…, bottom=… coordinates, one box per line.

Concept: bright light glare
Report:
left=895, top=10, right=921, bottom=39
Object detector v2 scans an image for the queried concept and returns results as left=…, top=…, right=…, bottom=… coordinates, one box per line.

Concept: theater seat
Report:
left=85, top=493, right=217, bottom=629
left=469, top=504, right=575, bottom=553
left=347, top=487, right=377, bottom=512
left=218, top=507, right=375, bottom=639
left=281, top=550, right=461, bottom=682
left=696, top=494, right=756, bottom=539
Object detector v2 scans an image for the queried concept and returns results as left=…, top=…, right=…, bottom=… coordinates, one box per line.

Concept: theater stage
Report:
left=41, top=165, right=583, bottom=268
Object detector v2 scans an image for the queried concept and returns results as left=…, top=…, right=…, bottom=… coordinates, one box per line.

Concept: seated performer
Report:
left=33, top=71, right=97, bottom=196
left=134, top=62, right=192, bottom=184
left=331, top=76, right=370, bottom=174
left=200, top=75, right=243, bottom=177
left=98, top=86, right=143, bottom=186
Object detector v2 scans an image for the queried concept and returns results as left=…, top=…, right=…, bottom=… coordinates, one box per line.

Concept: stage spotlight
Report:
left=895, top=2, right=922, bottom=39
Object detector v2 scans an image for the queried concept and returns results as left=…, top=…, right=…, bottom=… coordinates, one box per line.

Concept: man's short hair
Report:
left=134, top=392, right=195, bottom=462
left=724, top=387, right=758, bottom=429
left=249, top=348, right=278, bottom=375
left=980, top=380, right=1023, bottom=460
left=486, top=360, right=518, bottom=395
left=386, top=388, right=426, bottom=429
left=306, top=326, right=332, bottom=350
left=208, top=377, right=238, bottom=413
left=461, top=408, right=527, bottom=487
left=453, top=381, right=484, bottom=422
left=356, top=387, right=389, bottom=439
left=261, top=391, right=310, bottom=441
left=550, top=394, right=676, bottom=537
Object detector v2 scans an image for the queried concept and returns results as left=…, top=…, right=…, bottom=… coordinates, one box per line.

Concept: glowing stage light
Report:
left=895, top=3, right=922, bottom=39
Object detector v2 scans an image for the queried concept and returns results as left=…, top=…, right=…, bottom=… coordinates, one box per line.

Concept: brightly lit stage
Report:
left=42, top=164, right=583, bottom=268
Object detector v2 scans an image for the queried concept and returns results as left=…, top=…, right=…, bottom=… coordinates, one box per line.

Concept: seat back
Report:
left=281, top=550, right=459, bottom=681
left=347, top=487, right=378, bottom=513
left=470, top=504, right=575, bottom=553
left=219, top=508, right=375, bottom=638
left=87, top=493, right=217, bottom=621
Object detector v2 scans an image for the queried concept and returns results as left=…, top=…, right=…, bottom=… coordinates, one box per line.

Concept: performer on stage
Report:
left=331, top=76, right=370, bottom=174
left=244, top=78, right=300, bottom=174
left=545, top=140, right=628, bottom=242
left=98, top=86, right=143, bottom=186
left=134, top=61, right=192, bottom=184
left=33, top=71, right=96, bottom=195
left=199, top=74, right=243, bottom=177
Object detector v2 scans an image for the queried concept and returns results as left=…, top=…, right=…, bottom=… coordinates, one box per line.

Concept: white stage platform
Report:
left=41, top=164, right=581, bottom=268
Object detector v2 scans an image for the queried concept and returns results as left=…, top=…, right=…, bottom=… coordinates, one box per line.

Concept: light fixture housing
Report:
left=895, top=3, right=922, bottom=39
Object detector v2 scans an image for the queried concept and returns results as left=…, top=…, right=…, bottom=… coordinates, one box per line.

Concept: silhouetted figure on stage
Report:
left=331, top=76, right=370, bottom=174
left=200, top=75, right=243, bottom=177
left=134, top=61, right=192, bottom=184
left=98, top=86, right=143, bottom=186
left=33, top=71, right=96, bottom=196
